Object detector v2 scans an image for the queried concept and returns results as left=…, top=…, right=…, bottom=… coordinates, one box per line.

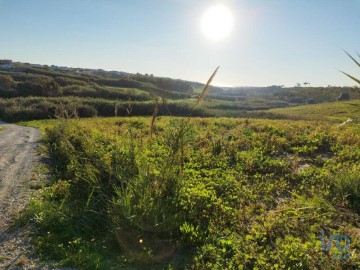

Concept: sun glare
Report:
left=201, top=5, right=234, bottom=41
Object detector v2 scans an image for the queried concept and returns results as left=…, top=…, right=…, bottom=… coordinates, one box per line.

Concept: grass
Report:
left=19, top=119, right=57, bottom=131
left=21, top=116, right=360, bottom=269
left=263, top=99, right=360, bottom=122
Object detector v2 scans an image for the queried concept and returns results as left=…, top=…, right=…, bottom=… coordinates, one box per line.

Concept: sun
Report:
left=201, top=5, right=234, bottom=41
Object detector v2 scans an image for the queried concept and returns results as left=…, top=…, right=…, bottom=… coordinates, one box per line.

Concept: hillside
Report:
left=1, top=61, right=360, bottom=122
left=257, top=100, right=360, bottom=122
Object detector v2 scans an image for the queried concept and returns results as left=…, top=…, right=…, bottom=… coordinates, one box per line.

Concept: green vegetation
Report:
left=0, top=64, right=196, bottom=122
left=261, top=100, right=360, bottom=122
left=1, top=62, right=360, bottom=122
left=6, top=59, right=360, bottom=269
left=0, top=96, right=203, bottom=122
left=22, top=116, right=360, bottom=269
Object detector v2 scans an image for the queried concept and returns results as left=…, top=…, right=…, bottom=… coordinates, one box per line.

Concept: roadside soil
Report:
left=0, top=121, right=70, bottom=270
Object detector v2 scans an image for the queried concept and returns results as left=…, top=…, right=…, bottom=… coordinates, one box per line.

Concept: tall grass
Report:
left=150, top=98, right=159, bottom=138
left=330, top=167, right=360, bottom=214
left=193, top=66, right=220, bottom=110
left=341, top=50, right=360, bottom=84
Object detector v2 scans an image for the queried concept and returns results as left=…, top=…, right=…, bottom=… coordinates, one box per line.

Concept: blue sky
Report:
left=0, top=0, right=359, bottom=87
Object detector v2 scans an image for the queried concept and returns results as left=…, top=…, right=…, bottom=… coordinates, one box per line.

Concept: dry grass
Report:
left=193, top=66, right=220, bottom=110
left=150, top=99, right=159, bottom=138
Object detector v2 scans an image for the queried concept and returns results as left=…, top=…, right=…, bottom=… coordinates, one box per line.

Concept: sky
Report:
left=0, top=0, right=359, bottom=87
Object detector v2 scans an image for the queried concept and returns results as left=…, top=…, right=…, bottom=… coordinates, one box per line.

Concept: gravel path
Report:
left=0, top=121, right=43, bottom=269
left=0, top=121, right=70, bottom=269
left=0, top=121, right=40, bottom=230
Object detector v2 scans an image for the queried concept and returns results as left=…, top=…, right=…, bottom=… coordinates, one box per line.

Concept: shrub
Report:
left=330, top=167, right=360, bottom=214
left=77, top=105, right=97, bottom=118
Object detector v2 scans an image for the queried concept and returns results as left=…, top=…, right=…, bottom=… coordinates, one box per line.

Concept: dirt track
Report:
left=0, top=121, right=40, bottom=230
left=0, top=121, right=42, bottom=269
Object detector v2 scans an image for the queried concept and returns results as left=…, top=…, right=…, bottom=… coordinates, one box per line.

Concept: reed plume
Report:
left=193, top=66, right=220, bottom=110
left=150, top=98, right=159, bottom=138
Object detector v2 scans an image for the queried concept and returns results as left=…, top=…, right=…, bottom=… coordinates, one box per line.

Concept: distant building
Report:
left=0, top=59, right=13, bottom=69
left=31, top=64, right=42, bottom=68
left=49, top=65, right=69, bottom=71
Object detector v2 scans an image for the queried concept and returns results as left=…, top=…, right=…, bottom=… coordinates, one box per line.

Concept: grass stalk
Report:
left=193, top=66, right=220, bottom=110
left=150, top=98, right=159, bottom=138
left=341, top=50, right=360, bottom=85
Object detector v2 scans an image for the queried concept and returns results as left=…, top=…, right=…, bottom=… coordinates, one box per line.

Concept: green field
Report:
left=264, top=100, right=360, bottom=122
left=23, top=115, right=360, bottom=269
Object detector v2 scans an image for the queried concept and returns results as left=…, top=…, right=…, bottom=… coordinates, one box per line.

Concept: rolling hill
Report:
left=0, top=61, right=359, bottom=122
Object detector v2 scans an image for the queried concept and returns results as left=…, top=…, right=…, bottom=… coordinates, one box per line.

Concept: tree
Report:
left=77, top=105, right=97, bottom=117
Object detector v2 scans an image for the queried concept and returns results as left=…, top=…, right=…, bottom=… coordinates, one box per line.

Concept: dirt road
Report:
left=0, top=121, right=42, bottom=269
left=0, top=121, right=40, bottom=230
